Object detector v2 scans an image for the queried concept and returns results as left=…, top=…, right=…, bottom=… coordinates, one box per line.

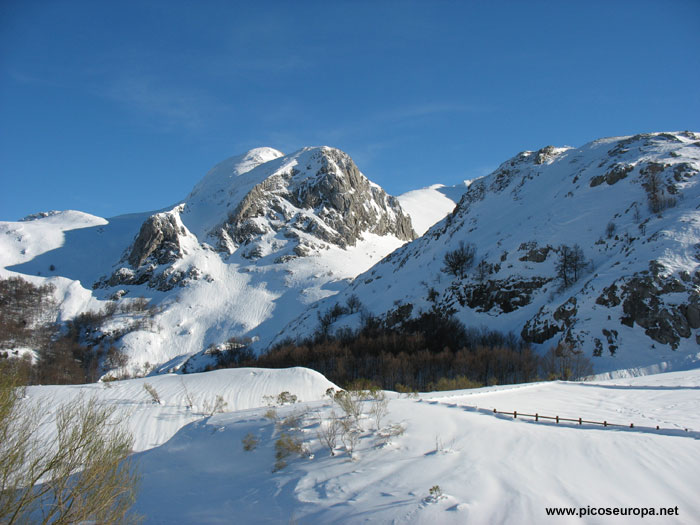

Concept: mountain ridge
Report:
left=2, top=146, right=439, bottom=376
left=273, top=132, right=700, bottom=375
left=2, top=132, right=698, bottom=378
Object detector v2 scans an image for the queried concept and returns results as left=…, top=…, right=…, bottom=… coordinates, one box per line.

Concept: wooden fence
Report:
left=422, top=400, right=697, bottom=437
left=489, top=407, right=692, bottom=433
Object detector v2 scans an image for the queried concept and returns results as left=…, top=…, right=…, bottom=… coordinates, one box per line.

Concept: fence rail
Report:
left=423, top=400, right=697, bottom=437
left=490, top=408, right=691, bottom=432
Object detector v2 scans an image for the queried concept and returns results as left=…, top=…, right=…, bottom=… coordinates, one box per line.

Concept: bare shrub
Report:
left=241, top=433, right=259, bottom=452
left=280, top=409, right=310, bottom=431
left=180, top=379, right=194, bottom=411
left=428, top=376, right=482, bottom=391
left=427, top=485, right=444, bottom=502
left=143, top=383, right=161, bottom=405
left=367, top=388, right=389, bottom=430
left=202, top=395, right=228, bottom=416
left=276, top=391, right=298, bottom=405
left=263, top=391, right=298, bottom=407
left=605, top=221, right=615, bottom=239
left=330, top=389, right=365, bottom=424
left=394, top=384, right=419, bottom=398
left=345, top=294, right=362, bottom=314
left=316, top=411, right=340, bottom=456
left=376, top=423, right=405, bottom=447
left=273, top=432, right=305, bottom=471
left=0, top=363, right=140, bottom=524
left=339, top=418, right=360, bottom=459
left=264, top=407, right=278, bottom=423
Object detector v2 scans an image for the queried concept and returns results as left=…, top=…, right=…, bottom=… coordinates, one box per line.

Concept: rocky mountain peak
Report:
left=99, top=146, right=416, bottom=290
left=211, top=146, right=416, bottom=256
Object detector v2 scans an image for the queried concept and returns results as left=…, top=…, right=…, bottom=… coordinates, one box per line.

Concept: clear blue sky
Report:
left=1, top=0, right=698, bottom=221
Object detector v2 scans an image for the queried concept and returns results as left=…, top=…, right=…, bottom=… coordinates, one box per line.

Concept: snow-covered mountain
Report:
left=98, top=146, right=416, bottom=292
left=2, top=147, right=446, bottom=376
left=3, top=132, right=698, bottom=378
left=276, top=132, right=700, bottom=374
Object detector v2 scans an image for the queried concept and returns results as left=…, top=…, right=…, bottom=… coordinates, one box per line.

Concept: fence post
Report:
left=514, top=411, right=517, bottom=419
left=535, top=413, right=538, bottom=422
left=604, top=421, right=607, bottom=427
left=578, top=417, right=582, bottom=425
left=556, top=415, right=559, bottom=424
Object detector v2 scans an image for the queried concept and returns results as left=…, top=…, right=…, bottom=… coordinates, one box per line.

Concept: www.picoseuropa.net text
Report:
left=545, top=505, right=679, bottom=518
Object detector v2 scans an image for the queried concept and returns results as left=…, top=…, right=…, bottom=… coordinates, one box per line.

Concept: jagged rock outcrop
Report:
left=518, top=241, right=553, bottom=263
left=128, top=212, right=185, bottom=268
left=213, top=147, right=415, bottom=254
left=96, top=209, right=199, bottom=291
left=449, top=277, right=552, bottom=314
left=610, top=263, right=700, bottom=349
left=96, top=146, right=416, bottom=292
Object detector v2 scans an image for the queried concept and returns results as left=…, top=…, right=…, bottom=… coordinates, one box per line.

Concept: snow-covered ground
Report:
left=397, top=184, right=463, bottom=235
left=23, top=367, right=700, bottom=524
left=25, top=367, right=337, bottom=452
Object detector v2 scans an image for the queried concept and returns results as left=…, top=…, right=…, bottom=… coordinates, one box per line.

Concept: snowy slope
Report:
left=0, top=210, right=131, bottom=321
left=25, top=367, right=336, bottom=452
left=182, top=147, right=285, bottom=238
left=397, top=183, right=465, bottom=235
left=276, top=132, right=700, bottom=375
left=24, top=368, right=700, bottom=524
left=2, top=147, right=416, bottom=376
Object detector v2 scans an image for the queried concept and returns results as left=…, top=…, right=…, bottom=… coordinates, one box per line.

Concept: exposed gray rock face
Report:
left=127, top=213, right=184, bottom=268
left=518, top=241, right=553, bottom=263
left=615, top=264, right=700, bottom=349
left=449, top=276, right=552, bottom=314
left=589, top=163, right=633, bottom=187
left=95, top=209, right=202, bottom=291
left=213, top=147, right=416, bottom=254
left=521, top=297, right=578, bottom=345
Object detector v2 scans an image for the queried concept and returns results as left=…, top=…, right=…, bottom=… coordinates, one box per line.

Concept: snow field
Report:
left=397, top=184, right=460, bottom=235
left=24, top=367, right=337, bottom=452
left=25, top=367, right=698, bottom=523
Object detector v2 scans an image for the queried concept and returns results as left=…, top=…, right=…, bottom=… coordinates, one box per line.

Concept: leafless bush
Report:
left=329, top=389, right=365, bottom=424
left=367, top=388, right=389, bottom=430
left=273, top=432, right=306, bottom=471
left=339, top=418, right=360, bottom=459
left=180, top=379, right=194, bottom=411
left=0, top=364, right=140, bottom=524
left=316, top=411, right=340, bottom=456
left=143, top=383, right=161, bottom=405
left=376, top=423, right=405, bottom=447
left=202, top=395, right=228, bottom=416
left=442, top=242, right=476, bottom=279
left=264, top=407, right=278, bottom=423
left=241, top=433, right=259, bottom=452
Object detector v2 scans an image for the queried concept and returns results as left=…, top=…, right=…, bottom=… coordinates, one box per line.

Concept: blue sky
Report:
left=1, top=0, right=699, bottom=221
